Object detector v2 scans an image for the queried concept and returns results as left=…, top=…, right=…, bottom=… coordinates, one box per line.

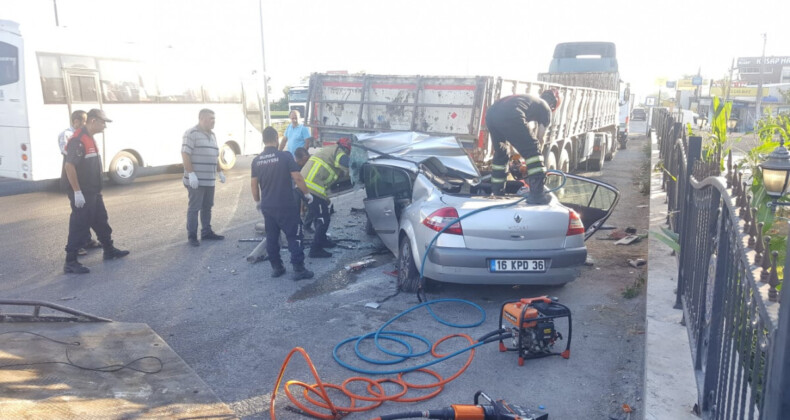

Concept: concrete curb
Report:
left=644, top=130, right=700, bottom=419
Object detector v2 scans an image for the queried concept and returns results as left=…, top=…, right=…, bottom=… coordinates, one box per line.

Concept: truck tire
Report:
left=558, top=148, right=570, bottom=173
left=546, top=150, right=558, bottom=171
left=605, top=132, right=617, bottom=161
left=109, top=151, right=139, bottom=185
left=590, top=151, right=604, bottom=171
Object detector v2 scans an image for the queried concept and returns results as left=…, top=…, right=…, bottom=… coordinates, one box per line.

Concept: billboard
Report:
left=710, top=87, right=761, bottom=97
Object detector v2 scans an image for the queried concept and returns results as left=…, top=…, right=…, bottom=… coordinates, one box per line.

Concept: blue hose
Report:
left=332, top=299, right=487, bottom=375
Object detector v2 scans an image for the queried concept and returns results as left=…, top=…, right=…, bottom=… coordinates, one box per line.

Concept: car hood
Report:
left=352, top=132, right=481, bottom=179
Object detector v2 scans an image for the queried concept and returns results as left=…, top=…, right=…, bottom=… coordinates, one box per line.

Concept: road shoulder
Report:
left=645, top=130, right=699, bottom=419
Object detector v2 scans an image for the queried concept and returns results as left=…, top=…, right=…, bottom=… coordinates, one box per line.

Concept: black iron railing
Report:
left=652, top=108, right=789, bottom=419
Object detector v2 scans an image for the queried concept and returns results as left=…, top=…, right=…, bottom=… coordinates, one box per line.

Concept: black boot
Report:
left=309, top=247, right=333, bottom=258
left=64, top=252, right=89, bottom=274
left=103, top=241, right=130, bottom=260
left=291, top=263, right=314, bottom=281
left=271, top=261, right=286, bottom=278
left=526, top=173, right=550, bottom=205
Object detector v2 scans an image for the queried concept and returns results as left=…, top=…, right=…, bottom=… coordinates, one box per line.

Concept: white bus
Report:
left=0, top=20, right=265, bottom=184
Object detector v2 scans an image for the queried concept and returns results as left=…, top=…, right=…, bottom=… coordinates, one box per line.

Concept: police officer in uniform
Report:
left=62, top=109, right=129, bottom=274
left=300, top=137, right=351, bottom=258
left=251, top=126, right=314, bottom=280
left=485, top=89, right=561, bottom=204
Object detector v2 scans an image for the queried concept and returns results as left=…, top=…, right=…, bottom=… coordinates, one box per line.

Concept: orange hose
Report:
left=270, top=334, right=478, bottom=419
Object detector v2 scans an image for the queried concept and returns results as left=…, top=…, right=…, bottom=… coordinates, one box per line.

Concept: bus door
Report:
left=63, top=69, right=104, bottom=161
left=241, top=79, right=263, bottom=153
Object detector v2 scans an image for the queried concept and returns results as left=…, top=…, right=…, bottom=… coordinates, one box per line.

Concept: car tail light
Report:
left=21, top=144, right=28, bottom=151
left=566, top=210, right=585, bottom=236
left=423, top=207, right=463, bottom=235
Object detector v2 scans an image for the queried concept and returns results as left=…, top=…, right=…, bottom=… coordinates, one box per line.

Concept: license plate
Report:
left=490, top=259, right=546, bottom=272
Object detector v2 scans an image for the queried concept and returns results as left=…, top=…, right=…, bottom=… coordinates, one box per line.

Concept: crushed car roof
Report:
left=353, top=132, right=481, bottom=178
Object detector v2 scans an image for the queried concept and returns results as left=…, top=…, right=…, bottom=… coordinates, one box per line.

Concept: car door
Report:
left=545, top=172, right=620, bottom=240
left=362, top=164, right=413, bottom=254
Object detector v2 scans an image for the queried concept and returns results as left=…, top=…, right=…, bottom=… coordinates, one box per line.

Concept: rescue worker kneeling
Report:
left=301, top=137, right=352, bottom=258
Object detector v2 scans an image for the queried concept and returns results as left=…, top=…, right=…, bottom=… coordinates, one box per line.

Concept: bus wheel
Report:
left=219, top=143, right=237, bottom=171
left=109, top=151, right=139, bottom=185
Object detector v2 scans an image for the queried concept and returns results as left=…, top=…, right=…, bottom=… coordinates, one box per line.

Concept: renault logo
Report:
left=514, top=214, right=522, bottom=223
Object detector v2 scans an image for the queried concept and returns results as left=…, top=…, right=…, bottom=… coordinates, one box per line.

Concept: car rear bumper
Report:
left=423, top=246, right=586, bottom=285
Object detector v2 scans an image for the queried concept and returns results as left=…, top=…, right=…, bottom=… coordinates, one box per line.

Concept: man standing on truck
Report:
left=485, top=89, right=560, bottom=204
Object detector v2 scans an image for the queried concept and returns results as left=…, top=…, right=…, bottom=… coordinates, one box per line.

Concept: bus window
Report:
left=204, top=80, right=241, bottom=103
left=98, top=59, right=152, bottom=103
left=37, top=54, right=66, bottom=103
left=0, top=41, right=19, bottom=86
left=68, top=74, right=99, bottom=102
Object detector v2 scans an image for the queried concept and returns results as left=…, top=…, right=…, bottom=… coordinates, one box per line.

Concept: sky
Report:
left=5, top=0, right=790, bottom=103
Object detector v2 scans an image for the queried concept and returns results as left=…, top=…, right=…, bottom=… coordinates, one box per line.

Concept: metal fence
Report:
left=653, top=108, right=790, bottom=419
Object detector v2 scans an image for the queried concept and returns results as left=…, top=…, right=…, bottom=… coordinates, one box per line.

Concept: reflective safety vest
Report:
left=300, top=145, right=349, bottom=200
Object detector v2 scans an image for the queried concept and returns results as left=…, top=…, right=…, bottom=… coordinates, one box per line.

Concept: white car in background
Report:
left=351, top=132, right=620, bottom=292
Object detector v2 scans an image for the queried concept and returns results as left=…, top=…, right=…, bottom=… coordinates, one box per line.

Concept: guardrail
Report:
left=652, top=108, right=789, bottom=419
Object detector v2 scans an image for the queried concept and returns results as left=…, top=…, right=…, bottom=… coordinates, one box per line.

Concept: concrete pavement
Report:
left=644, top=130, right=700, bottom=419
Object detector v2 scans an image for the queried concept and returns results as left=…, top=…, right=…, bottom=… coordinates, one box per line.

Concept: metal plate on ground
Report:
left=0, top=322, right=236, bottom=419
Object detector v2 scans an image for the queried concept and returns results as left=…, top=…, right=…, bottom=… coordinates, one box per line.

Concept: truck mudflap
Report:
left=0, top=300, right=237, bottom=419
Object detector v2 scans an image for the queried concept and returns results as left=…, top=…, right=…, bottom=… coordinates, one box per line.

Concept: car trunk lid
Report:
left=439, top=195, right=571, bottom=250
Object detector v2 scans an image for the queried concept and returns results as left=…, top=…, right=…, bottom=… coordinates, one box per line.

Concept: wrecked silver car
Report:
left=349, top=132, right=619, bottom=292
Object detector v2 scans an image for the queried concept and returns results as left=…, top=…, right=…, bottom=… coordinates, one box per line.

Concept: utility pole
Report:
left=258, top=0, right=271, bottom=127
left=53, top=0, right=59, bottom=26
left=724, top=58, right=735, bottom=102
left=755, top=33, right=767, bottom=122
left=695, top=66, right=701, bottom=107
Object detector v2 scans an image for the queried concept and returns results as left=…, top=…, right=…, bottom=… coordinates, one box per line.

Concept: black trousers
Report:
left=485, top=108, right=544, bottom=189
left=261, top=206, right=305, bottom=265
left=308, top=196, right=331, bottom=247
left=65, top=192, right=112, bottom=254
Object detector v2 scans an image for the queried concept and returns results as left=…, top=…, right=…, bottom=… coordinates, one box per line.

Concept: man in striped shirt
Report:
left=182, top=109, right=226, bottom=247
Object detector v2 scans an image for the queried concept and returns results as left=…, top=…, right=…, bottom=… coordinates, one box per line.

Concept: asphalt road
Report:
left=0, top=137, right=648, bottom=419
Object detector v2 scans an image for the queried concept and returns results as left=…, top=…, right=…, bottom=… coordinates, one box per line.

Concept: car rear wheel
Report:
left=397, top=236, right=420, bottom=293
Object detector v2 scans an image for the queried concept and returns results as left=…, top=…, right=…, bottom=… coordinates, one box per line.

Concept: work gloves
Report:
left=73, top=191, right=85, bottom=208
left=188, top=172, right=199, bottom=189
left=219, top=172, right=226, bottom=183
left=304, top=193, right=314, bottom=204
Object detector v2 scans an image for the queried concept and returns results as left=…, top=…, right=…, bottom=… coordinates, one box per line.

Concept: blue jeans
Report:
left=186, top=186, right=215, bottom=237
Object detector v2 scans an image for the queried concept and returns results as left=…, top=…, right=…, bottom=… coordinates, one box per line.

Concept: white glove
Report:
left=304, top=193, right=314, bottom=204
left=219, top=171, right=226, bottom=183
left=188, top=172, right=199, bottom=189
left=74, top=191, right=85, bottom=208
